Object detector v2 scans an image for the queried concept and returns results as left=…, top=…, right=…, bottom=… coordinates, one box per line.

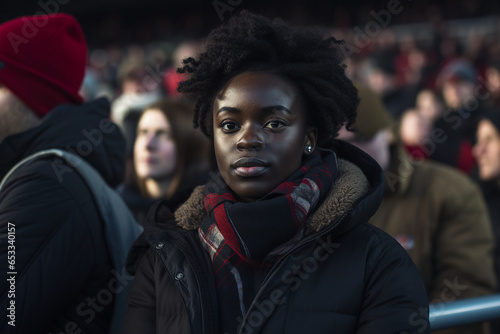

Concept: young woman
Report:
left=123, top=11, right=430, bottom=334
left=120, top=97, right=212, bottom=224
left=472, top=111, right=500, bottom=334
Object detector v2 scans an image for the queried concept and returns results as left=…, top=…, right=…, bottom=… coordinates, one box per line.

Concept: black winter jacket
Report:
left=0, top=98, right=126, bottom=334
left=123, top=141, right=431, bottom=334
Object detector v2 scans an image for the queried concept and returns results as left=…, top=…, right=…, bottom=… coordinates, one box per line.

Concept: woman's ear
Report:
left=304, top=127, right=318, bottom=155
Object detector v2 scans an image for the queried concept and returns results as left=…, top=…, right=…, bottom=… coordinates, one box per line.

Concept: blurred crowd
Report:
left=80, top=13, right=500, bottom=175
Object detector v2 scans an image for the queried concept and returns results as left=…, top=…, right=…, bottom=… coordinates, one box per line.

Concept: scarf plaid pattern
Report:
left=198, top=150, right=337, bottom=331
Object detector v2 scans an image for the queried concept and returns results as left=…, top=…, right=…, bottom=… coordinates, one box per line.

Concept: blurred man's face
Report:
left=0, top=85, right=39, bottom=143
left=337, top=127, right=392, bottom=171
left=367, top=69, right=394, bottom=96
left=399, top=109, right=431, bottom=146
left=473, top=119, right=500, bottom=181
left=416, top=90, right=443, bottom=122
left=442, top=80, right=475, bottom=109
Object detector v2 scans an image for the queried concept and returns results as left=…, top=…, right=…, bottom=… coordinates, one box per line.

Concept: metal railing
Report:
left=429, top=294, right=500, bottom=330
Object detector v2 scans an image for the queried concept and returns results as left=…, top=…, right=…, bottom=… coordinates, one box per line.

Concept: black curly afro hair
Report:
left=177, top=10, right=359, bottom=147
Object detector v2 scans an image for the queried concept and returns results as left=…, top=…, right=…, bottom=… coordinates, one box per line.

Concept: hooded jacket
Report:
left=123, top=140, right=430, bottom=334
left=0, top=98, right=126, bottom=334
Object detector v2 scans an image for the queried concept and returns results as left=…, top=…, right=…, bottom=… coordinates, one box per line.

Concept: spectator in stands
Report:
left=123, top=11, right=430, bottom=334
left=398, top=90, right=445, bottom=160
left=337, top=83, right=496, bottom=334
left=416, top=88, right=445, bottom=126
left=429, top=58, right=486, bottom=173
left=364, top=51, right=414, bottom=119
left=110, top=59, right=162, bottom=154
left=119, top=97, right=212, bottom=224
left=0, top=14, right=127, bottom=333
left=472, top=111, right=500, bottom=333
left=399, top=108, right=433, bottom=160
left=163, top=40, right=202, bottom=97
left=484, top=60, right=500, bottom=110
left=110, top=60, right=163, bottom=187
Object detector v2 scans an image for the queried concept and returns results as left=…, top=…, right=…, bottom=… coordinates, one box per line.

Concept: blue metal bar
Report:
left=429, top=294, right=500, bottom=330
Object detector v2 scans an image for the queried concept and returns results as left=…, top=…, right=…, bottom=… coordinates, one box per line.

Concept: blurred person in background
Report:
left=337, top=84, right=496, bottom=334
left=416, top=88, right=446, bottom=126
left=484, top=60, right=500, bottom=110
left=111, top=60, right=162, bottom=152
left=119, top=97, right=212, bottom=224
left=398, top=89, right=446, bottom=160
left=429, top=58, right=486, bottom=173
left=0, top=14, right=127, bottom=333
left=163, top=40, right=202, bottom=97
left=393, top=36, right=427, bottom=92
left=364, top=52, right=414, bottom=119
left=472, top=111, right=500, bottom=333
left=79, top=66, right=115, bottom=103
left=399, top=108, right=433, bottom=160
left=110, top=60, right=163, bottom=186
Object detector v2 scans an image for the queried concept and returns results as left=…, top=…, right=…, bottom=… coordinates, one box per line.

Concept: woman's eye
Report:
left=220, top=121, right=240, bottom=132
left=265, top=120, right=286, bottom=129
left=158, top=131, right=173, bottom=141
left=137, top=129, right=148, bottom=136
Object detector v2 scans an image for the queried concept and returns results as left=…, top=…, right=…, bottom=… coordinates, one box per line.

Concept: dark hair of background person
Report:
left=130, top=97, right=212, bottom=199
left=177, top=10, right=360, bottom=148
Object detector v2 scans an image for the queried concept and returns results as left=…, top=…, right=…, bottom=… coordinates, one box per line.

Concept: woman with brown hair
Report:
left=120, top=97, right=212, bottom=224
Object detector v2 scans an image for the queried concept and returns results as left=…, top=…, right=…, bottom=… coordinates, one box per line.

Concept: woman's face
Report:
left=212, top=72, right=317, bottom=202
left=473, top=119, right=500, bottom=181
left=134, top=109, right=176, bottom=180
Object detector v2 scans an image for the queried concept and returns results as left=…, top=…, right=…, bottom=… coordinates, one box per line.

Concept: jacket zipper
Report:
left=178, top=240, right=217, bottom=334
left=237, top=213, right=348, bottom=334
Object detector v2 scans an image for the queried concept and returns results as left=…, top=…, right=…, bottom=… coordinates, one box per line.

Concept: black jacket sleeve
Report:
left=0, top=159, right=113, bottom=334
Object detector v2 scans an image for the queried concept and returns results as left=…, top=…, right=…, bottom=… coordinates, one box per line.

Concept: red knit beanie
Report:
left=0, top=13, right=86, bottom=117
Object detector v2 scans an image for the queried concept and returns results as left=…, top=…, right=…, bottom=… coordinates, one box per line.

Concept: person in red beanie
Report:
left=0, top=14, right=128, bottom=334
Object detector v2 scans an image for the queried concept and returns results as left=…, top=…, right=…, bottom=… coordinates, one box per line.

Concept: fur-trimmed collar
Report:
left=174, top=159, right=369, bottom=233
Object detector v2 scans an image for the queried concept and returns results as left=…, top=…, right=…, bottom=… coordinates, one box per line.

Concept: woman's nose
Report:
left=145, top=134, right=157, bottom=150
left=236, top=124, right=264, bottom=151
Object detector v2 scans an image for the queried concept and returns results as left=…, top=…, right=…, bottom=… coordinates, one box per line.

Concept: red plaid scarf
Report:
left=198, top=149, right=337, bottom=332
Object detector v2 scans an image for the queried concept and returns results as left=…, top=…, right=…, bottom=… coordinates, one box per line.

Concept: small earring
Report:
left=305, top=145, right=313, bottom=153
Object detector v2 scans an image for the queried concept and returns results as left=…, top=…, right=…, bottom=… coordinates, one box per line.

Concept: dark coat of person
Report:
left=122, top=141, right=431, bottom=334
left=371, top=145, right=496, bottom=334
left=0, top=98, right=126, bottom=334
left=119, top=170, right=210, bottom=226
left=428, top=104, right=490, bottom=174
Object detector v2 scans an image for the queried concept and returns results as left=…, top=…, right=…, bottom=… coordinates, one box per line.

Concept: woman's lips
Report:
left=142, top=157, right=157, bottom=165
left=232, top=158, right=270, bottom=177
left=234, top=165, right=269, bottom=177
